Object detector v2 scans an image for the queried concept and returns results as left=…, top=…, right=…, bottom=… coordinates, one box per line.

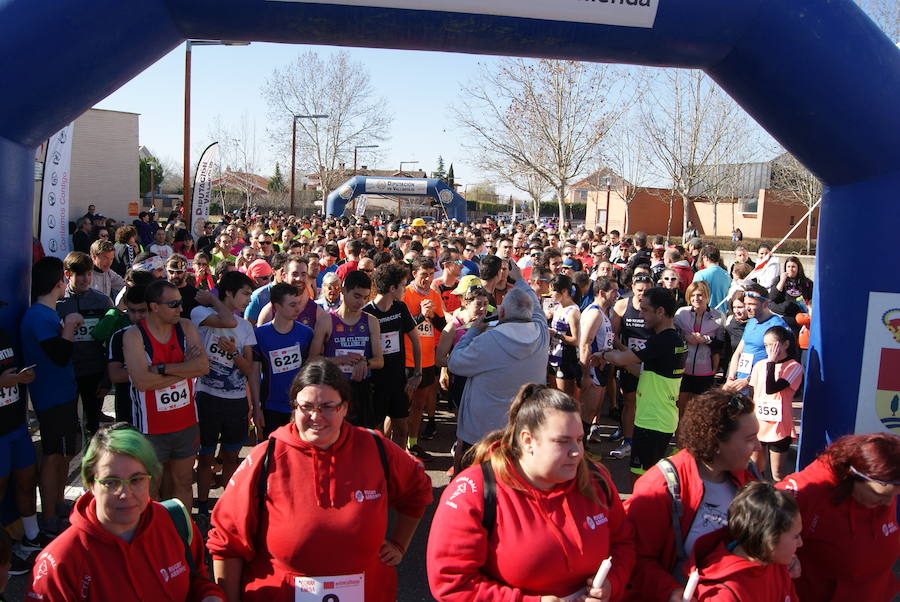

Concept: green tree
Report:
left=268, top=162, right=286, bottom=193
left=139, top=157, right=165, bottom=195
left=432, top=155, right=447, bottom=181
left=446, top=163, right=455, bottom=189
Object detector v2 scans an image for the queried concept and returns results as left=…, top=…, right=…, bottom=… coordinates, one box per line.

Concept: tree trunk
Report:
left=624, top=203, right=630, bottom=235
left=533, top=197, right=540, bottom=224
left=666, top=191, right=674, bottom=244
left=806, top=207, right=812, bottom=255
left=712, top=201, right=718, bottom=236
left=557, top=186, right=566, bottom=227
left=682, top=193, right=691, bottom=236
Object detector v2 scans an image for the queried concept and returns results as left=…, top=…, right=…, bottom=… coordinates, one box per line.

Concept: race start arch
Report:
left=1, top=0, right=898, bottom=467
left=326, top=176, right=467, bottom=221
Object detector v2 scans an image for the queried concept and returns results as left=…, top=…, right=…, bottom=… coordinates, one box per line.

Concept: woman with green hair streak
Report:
left=28, top=423, right=224, bottom=601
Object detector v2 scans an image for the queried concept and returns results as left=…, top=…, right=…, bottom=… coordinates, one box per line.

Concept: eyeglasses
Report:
left=744, top=291, right=768, bottom=301
left=297, top=402, right=343, bottom=416
left=849, top=465, right=900, bottom=487
left=167, top=268, right=186, bottom=274
left=255, top=275, right=272, bottom=282
left=727, top=394, right=751, bottom=413
left=158, top=299, right=183, bottom=308
left=563, top=252, right=574, bottom=256
left=633, top=276, right=653, bottom=284
left=662, top=277, right=678, bottom=281
left=95, top=473, right=152, bottom=494
left=260, top=241, right=273, bottom=246
left=360, top=268, right=375, bottom=274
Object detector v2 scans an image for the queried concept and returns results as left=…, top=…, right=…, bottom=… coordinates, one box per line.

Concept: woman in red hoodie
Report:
left=28, top=423, right=224, bottom=601
left=689, top=481, right=801, bottom=601
left=206, top=358, right=432, bottom=602
left=776, top=432, right=900, bottom=601
left=427, top=384, right=635, bottom=601
left=623, top=389, right=760, bottom=602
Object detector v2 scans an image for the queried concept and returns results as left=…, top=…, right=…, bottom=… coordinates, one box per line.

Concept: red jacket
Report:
left=27, top=493, right=222, bottom=601
left=206, top=422, right=432, bottom=601
left=623, top=450, right=756, bottom=601
left=776, top=457, right=900, bottom=601
left=688, top=528, right=798, bottom=601
left=427, top=459, right=635, bottom=601
left=670, top=261, right=694, bottom=294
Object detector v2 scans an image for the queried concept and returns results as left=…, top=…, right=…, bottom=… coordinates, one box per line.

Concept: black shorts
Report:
left=347, top=379, right=380, bottom=429
left=407, top=365, right=436, bottom=389
left=619, top=370, right=639, bottom=394
left=762, top=436, right=792, bottom=453
left=589, top=364, right=611, bottom=387
left=373, top=378, right=410, bottom=420
left=630, top=426, right=673, bottom=475
left=36, top=400, right=80, bottom=457
left=263, top=409, right=291, bottom=438
left=196, top=392, right=249, bottom=454
left=680, top=374, right=715, bottom=395
left=553, top=361, right=581, bottom=381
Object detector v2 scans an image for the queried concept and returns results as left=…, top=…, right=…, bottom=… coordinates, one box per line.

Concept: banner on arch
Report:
left=39, top=123, right=74, bottom=259
left=191, top=142, right=219, bottom=238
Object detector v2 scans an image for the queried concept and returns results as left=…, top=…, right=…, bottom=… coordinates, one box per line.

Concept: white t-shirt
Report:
left=148, top=243, right=174, bottom=262
left=190, top=305, right=257, bottom=398
left=683, top=479, right=737, bottom=557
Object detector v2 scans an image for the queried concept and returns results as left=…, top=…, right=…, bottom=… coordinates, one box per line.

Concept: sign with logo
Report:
left=191, top=142, right=219, bottom=238
left=39, top=123, right=74, bottom=259
left=855, top=292, right=900, bottom=435
left=365, top=178, right=427, bottom=195
left=267, top=0, right=659, bottom=28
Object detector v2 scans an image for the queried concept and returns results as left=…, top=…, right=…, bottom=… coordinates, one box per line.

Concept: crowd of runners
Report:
left=0, top=207, right=897, bottom=600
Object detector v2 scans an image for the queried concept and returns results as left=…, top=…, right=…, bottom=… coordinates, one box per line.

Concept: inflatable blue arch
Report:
left=326, top=176, right=467, bottom=221
left=1, top=0, right=898, bottom=467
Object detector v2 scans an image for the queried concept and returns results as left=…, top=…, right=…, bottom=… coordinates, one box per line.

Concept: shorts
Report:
left=146, top=424, right=200, bottom=463
left=346, top=379, right=379, bottom=429
left=680, top=374, right=715, bottom=395
left=406, top=365, right=436, bottom=389
left=619, top=370, right=639, bottom=394
left=36, top=400, right=80, bottom=457
left=0, top=424, right=36, bottom=476
left=554, top=361, right=581, bottom=381
left=590, top=364, right=611, bottom=387
left=449, top=373, right=467, bottom=410
left=196, top=392, right=249, bottom=455
left=263, top=409, right=291, bottom=438
left=373, top=378, right=410, bottom=419
left=762, top=436, right=792, bottom=453
left=630, top=426, right=673, bottom=475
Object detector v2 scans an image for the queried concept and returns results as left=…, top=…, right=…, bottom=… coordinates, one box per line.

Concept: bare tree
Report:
left=770, top=152, right=823, bottom=254
left=641, top=69, right=757, bottom=237
left=454, top=59, right=631, bottom=224
left=604, top=113, right=655, bottom=234
left=204, top=113, right=263, bottom=214
left=262, top=50, right=392, bottom=202
left=856, top=0, right=899, bottom=41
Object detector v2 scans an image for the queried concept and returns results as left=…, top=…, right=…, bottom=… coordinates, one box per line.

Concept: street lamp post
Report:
left=149, top=163, right=156, bottom=211
left=184, top=40, right=249, bottom=228
left=603, top=176, right=611, bottom=235
left=353, top=144, right=379, bottom=173
left=399, top=160, right=419, bottom=174
left=290, top=113, right=329, bottom=216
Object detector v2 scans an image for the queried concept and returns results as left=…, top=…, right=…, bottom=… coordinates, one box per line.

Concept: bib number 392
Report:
left=156, top=380, right=190, bottom=412
left=292, top=573, right=364, bottom=602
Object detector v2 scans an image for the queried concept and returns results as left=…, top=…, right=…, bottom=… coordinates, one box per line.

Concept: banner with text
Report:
left=39, top=123, right=74, bottom=259
left=191, top=142, right=219, bottom=238
left=855, top=291, right=900, bottom=436
left=365, top=178, right=427, bottom=195
left=268, top=0, right=658, bottom=28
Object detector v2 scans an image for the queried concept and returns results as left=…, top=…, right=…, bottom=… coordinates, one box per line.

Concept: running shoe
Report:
left=420, top=419, right=437, bottom=440
left=587, top=425, right=604, bottom=443
left=8, top=545, right=35, bottom=576
left=607, top=427, right=623, bottom=441
left=408, top=444, right=434, bottom=461
left=20, top=531, right=55, bottom=553
left=609, top=441, right=632, bottom=459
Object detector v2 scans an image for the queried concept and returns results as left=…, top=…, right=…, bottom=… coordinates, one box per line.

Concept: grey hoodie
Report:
left=451, top=277, right=550, bottom=445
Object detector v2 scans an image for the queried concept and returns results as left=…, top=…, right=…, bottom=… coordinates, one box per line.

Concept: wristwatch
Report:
left=156, top=363, right=166, bottom=376
left=412, top=370, right=422, bottom=378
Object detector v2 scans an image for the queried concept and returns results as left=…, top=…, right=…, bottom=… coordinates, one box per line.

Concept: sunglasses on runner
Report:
left=158, top=299, right=183, bottom=308
left=850, top=465, right=900, bottom=487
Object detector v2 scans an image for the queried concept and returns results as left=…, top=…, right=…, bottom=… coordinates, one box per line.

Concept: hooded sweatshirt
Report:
left=451, top=277, right=550, bottom=444
left=688, top=528, right=797, bottom=602
left=205, top=422, right=432, bottom=601
left=427, top=458, right=635, bottom=601
left=776, top=457, right=900, bottom=602
left=27, top=493, right=222, bottom=601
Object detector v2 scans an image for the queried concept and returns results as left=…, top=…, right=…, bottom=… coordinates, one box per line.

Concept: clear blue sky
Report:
left=95, top=42, right=506, bottom=192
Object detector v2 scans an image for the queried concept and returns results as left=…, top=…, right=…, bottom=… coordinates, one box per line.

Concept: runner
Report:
left=244, top=252, right=288, bottom=325
left=123, top=279, right=209, bottom=511
left=106, top=286, right=149, bottom=425
left=254, top=256, right=324, bottom=329
left=724, top=283, right=789, bottom=394
left=673, top=281, right=725, bottom=416
left=547, top=273, right=581, bottom=397
left=165, top=253, right=199, bottom=319
left=310, top=270, right=384, bottom=428
left=251, top=283, right=314, bottom=436
left=579, top=276, right=618, bottom=444
left=89, top=239, right=125, bottom=301
left=190, top=272, right=257, bottom=516
left=364, top=262, right=421, bottom=448
left=431, top=249, right=462, bottom=314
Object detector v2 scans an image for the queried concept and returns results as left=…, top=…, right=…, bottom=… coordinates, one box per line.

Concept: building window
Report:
left=812, top=217, right=817, bottom=227
left=579, top=190, right=588, bottom=201
left=789, top=215, right=795, bottom=225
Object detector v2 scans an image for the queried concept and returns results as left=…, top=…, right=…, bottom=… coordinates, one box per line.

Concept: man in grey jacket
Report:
left=449, top=275, right=549, bottom=472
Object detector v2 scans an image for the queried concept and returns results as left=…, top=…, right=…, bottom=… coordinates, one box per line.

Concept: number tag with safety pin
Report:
left=292, top=572, right=364, bottom=602
left=156, top=380, right=190, bottom=412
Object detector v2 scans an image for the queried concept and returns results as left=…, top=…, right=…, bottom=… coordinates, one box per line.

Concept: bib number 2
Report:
left=292, top=573, right=364, bottom=602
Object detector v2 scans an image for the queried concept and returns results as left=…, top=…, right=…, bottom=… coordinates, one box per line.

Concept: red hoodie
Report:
left=688, top=528, right=798, bottom=602
left=206, top=422, right=432, bottom=601
left=27, top=493, right=222, bottom=601
left=622, top=450, right=756, bottom=602
left=427, top=459, right=635, bottom=601
left=776, top=457, right=900, bottom=601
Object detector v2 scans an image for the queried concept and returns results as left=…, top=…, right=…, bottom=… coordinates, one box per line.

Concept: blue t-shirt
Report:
left=693, top=265, right=731, bottom=311
left=244, top=282, right=273, bottom=323
left=253, top=321, right=313, bottom=414
left=461, top=260, right=481, bottom=277
left=737, top=312, right=789, bottom=378
left=20, top=304, right=76, bottom=410
left=316, top=264, right=338, bottom=288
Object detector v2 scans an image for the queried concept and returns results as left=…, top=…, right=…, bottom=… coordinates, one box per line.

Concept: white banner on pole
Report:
left=355, top=194, right=368, bottom=217
left=39, top=123, right=74, bottom=259
left=191, top=142, right=219, bottom=238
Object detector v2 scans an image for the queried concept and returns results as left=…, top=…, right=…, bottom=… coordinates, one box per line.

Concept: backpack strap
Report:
left=480, top=461, right=497, bottom=534
left=256, top=437, right=277, bottom=518
left=656, top=458, right=687, bottom=562
left=161, top=498, right=197, bottom=577
left=586, top=461, right=612, bottom=507
left=367, top=429, right=390, bottom=486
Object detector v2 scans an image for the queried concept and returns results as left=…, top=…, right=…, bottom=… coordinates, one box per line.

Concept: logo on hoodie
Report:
left=884, top=521, right=898, bottom=537
left=586, top=513, right=608, bottom=530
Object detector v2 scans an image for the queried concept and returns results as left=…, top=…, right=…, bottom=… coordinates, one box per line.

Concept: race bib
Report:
left=156, top=380, right=190, bottom=412
left=292, top=572, right=364, bottom=602
left=334, top=348, right=361, bottom=375
left=604, top=330, right=615, bottom=351
left=0, top=386, right=19, bottom=408
left=737, top=352, right=754, bottom=375
left=381, top=331, right=400, bottom=355
left=207, top=338, right=236, bottom=368
left=755, top=397, right=783, bottom=422
left=416, top=319, right=434, bottom=338
left=627, top=337, right=647, bottom=352
left=269, top=345, right=302, bottom=375
left=73, top=317, right=99, bottom=342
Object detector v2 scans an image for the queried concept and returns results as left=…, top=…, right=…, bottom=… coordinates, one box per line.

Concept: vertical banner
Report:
left=39, top=123, right=74, bottom=259
left=855, top=291, right=900, bottom=436
left=355, top=194, right=368, bottom=217
left=190, top=142, right=219, bottom=238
